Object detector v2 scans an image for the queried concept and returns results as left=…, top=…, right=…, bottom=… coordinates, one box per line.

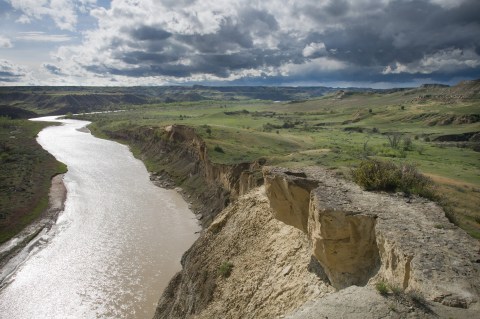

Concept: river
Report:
left=0, top=117, right=199, bottom=318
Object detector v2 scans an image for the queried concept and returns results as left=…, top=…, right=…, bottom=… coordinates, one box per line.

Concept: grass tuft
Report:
left=218, top=261, right=234, bottom=278
left=376, top=281, right=389, bottom=296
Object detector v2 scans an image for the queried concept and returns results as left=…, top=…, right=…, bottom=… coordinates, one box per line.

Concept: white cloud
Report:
left=382, top=62, right=409, bottom=74
left=429, top=0, right=467, bottom=8
left=281, top=57, right=347, bottom=76
left=383, top=48, right=480, bottom=74
left=16, top=32, right=72, bottom=42
left=303, top=42, right=327, bottom=58
left=0, top=36, right=13, bottom=48
left=6, top=0, right=98, bottom=31
left=16, top=14, right=31, bottom=24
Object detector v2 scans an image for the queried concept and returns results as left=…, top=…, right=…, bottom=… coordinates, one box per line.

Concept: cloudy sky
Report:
left=0, top=0, right=479, bottom=87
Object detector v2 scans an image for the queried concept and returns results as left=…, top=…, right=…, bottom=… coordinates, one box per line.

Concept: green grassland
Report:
left=0, top=117, right=67, bottom=244
left=81, top=83, right=480, bottom=239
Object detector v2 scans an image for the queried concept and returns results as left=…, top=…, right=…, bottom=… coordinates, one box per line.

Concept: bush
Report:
left=352, top=159, right=435, bottom=198
left=219, top=261, right=234, bottom=278
left=214, top=145, right=225, bottom=153
left=402, top=137, right=413, bottom=151
left=386, top=133, right=402, bottom=149
left=352, top=159, right=399, bottom=192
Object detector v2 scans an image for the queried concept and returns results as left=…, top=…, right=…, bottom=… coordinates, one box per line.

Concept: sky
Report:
left=0, top=0, right=479, bottom=88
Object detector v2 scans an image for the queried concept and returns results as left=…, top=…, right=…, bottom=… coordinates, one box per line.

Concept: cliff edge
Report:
left=154, top=166, right=479, bottom=318
left=265, top=167, right=480, bottom=317
left=154, top=187, right=334, bottom=318
left=105, top=124, right=264, bottom=227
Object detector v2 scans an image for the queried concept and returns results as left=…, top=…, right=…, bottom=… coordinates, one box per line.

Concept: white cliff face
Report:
left=154, top=187, right=334, bottom=319
left=154, top=165, right=479, bottom=319
left=263, top=166, right=480, bottom=309
left=264, top=170, right=318, bottom=233
left=309, top=195, right=380, bottom=289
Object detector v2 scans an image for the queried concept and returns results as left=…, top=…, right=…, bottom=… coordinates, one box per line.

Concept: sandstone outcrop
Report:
left=154, top=187, right=333, bottom=319
left=263, top=166, right=480, bottom=309
left=264, top=170, right=319, bottom=233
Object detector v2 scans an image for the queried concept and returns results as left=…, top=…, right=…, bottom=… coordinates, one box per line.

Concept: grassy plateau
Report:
left=78, top=82, right=480, bottom=239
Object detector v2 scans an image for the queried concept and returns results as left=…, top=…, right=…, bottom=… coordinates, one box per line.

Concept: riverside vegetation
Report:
left=74, top=80, right=480, bottom=239
left=0, top=117, right=66, bottom=244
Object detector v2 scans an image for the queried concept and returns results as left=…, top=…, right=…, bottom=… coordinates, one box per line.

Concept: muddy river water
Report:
left=0, top=117, right=199, bottom=318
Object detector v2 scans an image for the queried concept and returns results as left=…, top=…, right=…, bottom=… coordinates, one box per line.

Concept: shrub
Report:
left=352, top=159, right=399, bottom=192
left=402, top=137, right=413, bottom=151
left=214, top=145, right=225, bottom=153
left=386, top=133, right=402, bottom=149
left=376, top=281, right=389, bottom=296
left=219, top=261, right=234, bottom=278
left=352, top=159, right=435, bottom=199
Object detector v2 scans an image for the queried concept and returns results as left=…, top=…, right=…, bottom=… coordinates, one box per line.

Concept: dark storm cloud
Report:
left=100, top=7, right=296, bottom=79
left=324, top=0, right=350, bottom=17
left=312, top=0, right=480, bottom=66
left=74, top=0, right=480, bottom=84
left=178, top=19, right=254, bottom=54
left=130, top=26, right=172, bottom=41
left=0, top=60, right=26, bottom=82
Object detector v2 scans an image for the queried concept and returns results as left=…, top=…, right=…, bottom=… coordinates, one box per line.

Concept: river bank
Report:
left=0, top=174, right=67, bottom=285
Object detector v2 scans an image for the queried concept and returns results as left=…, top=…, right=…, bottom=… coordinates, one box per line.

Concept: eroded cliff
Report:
left=264, top=166, right=480, bottom=310
left=154, top=187, right=334, bottom=319
left=153, top=164, right=480, bottom=318
left=103, top=124, right=263, bottom=226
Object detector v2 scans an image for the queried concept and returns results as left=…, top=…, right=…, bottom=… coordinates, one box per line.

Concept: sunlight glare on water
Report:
left=0, top=117, right=199, bottom=318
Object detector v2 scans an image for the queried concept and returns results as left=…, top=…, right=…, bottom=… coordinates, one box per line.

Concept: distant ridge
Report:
left=420, top=83, right=450, bottom=89
left=1, top=79, right=479, bottom=116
